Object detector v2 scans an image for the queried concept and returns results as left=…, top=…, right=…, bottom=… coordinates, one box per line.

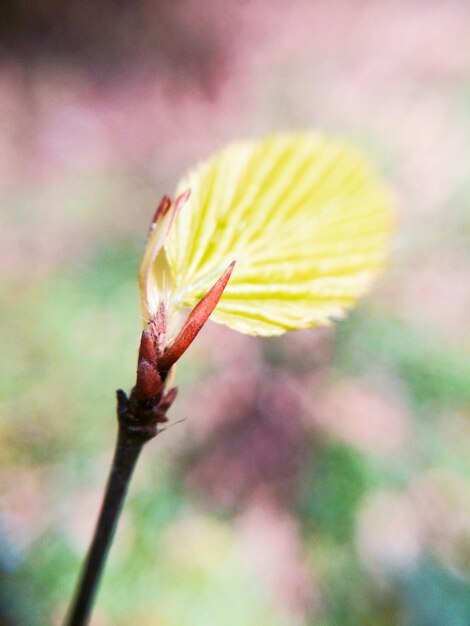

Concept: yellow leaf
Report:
left=141, top=132, right=394, bottom=337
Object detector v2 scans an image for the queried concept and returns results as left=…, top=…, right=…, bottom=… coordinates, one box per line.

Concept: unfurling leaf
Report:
left=140, top=132, right=393, bottom=338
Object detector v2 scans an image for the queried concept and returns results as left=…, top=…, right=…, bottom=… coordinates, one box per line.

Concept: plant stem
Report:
left=65, top=395, right=154, bottom=626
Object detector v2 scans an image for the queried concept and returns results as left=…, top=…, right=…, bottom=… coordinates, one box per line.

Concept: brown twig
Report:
left=64, top=388, right=170, bottom=626
left=64, top=244, right=235, bottom=625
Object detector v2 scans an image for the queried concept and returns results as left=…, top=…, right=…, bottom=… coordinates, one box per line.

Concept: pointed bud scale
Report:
left=158, top=261, right=236, bottom=372
left=174, top=188, right=191, bottom=212
left=138, top=329, right=157, bottom=364
left=136, top=331, right=162, bottom=399
left=136, top=360, right=163, bottom=399
left=148, top=195, right=171, bottom=237
left=158, top=387, right=178, bottom=412
left=139, top=189, right=192, bottom=324
left=149, top=302, right=168, bottom=359
left=153, top=411, right=170, bottom=424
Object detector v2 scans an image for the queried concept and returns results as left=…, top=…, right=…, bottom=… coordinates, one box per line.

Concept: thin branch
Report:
left=64, top=392, right=158, bottom=626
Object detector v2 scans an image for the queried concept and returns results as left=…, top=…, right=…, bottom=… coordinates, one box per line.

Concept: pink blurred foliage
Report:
left=0, top=464, right=50, bottom=552
left=408, top=469, right=470, bottom=569
left=236, top=494, right=318, bottom=623
left=357, top=490, right=424, bottom=574
left=0, top=0, right=246, bottom=188
left=181, top=360, right=309, bottom=512
left=59, top=484, right=135, bottom=562
left=390, top=253, right=470, bottom=342
left=2, top=0, right=470, bottom=186
left=173, top=322, right=332, bottom=620
left=357, top=468, right=470, bottom=577
left=312, top=379, right=412, bottom=457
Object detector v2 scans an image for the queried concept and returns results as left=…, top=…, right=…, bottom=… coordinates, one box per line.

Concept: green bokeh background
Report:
left=1, top=2, right=470, bottom=624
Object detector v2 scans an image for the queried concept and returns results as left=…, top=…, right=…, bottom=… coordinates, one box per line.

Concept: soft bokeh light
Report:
left=1, top=2, right=470, bottom=625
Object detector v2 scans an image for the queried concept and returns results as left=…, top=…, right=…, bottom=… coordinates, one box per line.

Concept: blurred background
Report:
left=1, top=1, right=470, bottom=624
